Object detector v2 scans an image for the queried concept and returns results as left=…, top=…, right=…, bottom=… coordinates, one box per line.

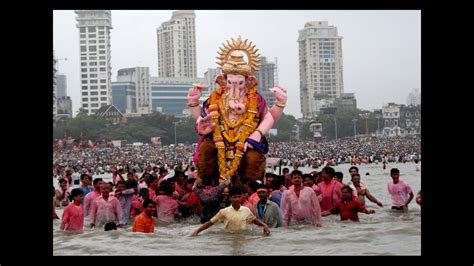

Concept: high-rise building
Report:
left=150, top=76, right=205, bottom=117
left=115, top=67, right=150, bottom=113
left=75, top=10, right=113, bottom=115
left=112, top=81, right=136, bottom=114
left=204, top=68, right=220, bottom=95
left=56, top=74, right=67, bottom=98
left=57, top=96, right=73, bottom=118
left=298, top=21, right=344, bottom=118
left=407, top=88, right=421, bottom=106
left=53, top=51, right=57, bottom=117
left=254, top=56, right=277, bottom=105
left=157, top=10, right=197, bottom=78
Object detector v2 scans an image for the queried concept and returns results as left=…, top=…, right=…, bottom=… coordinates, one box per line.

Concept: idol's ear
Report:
left=215, top=74, right=226, bottom=87
left=246, top=75, right=258, bottom=87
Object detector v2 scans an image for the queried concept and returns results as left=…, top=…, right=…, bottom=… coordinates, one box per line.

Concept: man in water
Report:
left=254, top=184, right=282, bottom=228
left=191, top=186, right=270, bottom=236
left=387, top=168, right=414, bottom=211
left=322, top=185, right=375, bottom=222
left=348, top=174, right=383, bottom=207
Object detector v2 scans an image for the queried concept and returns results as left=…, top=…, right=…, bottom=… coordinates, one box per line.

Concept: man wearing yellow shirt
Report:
left=191, top=186, right=270, bottom=236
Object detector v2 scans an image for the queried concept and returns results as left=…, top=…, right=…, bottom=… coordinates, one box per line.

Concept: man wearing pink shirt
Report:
left=387, top=168, right=414, bottom=211
left=60, top=188, right=84, bottom=232
left=280, top=170, right=321, bottom=227
left=154, top=181, right=179, bottom=224
left=318, top=167, right=343, bottom=212
left=90, top=183, right=123, bottom=229
left=84, top=178, right=103, bottom=217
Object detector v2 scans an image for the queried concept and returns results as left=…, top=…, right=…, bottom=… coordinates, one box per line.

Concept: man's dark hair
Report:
left=341, top=185, right=353, bottom=193
left=322, top=166, right=335, bottom=177
left=291, top=169, right=303, bottom=177
left=142, top=198, right=156, bottom=209
left=229, top=185, right=243, bottom=197
left=335, top=172, right=343, bottom=181
left=93, top=178, right=103, bottom=186
left=349, top=166, right=359, bottom=173
left=390, top=168, right=400, bottom=175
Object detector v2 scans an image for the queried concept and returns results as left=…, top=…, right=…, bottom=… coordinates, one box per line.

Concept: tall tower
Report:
left=407, top=88, right=421, bottom=106
left=298, top=21, right=344, bottom=118
left=254, top=56, right=277, bottom=105
left=53, top=51, right=57, bottom=117
left=56, top=74, right=67, bottom=98
left=75, top=10, right=113, bottom=115
left=157, top=10, right=197, bottom=78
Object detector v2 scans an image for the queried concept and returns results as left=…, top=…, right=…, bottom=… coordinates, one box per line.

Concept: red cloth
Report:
left=329, top=198, right=368, bottom=222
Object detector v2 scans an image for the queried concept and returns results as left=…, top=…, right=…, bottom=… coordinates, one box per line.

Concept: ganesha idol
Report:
left=187, top=36, right=287, bottom=184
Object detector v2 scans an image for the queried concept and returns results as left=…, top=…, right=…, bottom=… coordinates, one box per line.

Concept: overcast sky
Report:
left=53, top=10, right=420, bottom=118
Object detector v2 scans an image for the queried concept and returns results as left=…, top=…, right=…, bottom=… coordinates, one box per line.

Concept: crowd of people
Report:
left=54, top=161, right=420, bottom=236
left=53, top=136, right=421, bottom=180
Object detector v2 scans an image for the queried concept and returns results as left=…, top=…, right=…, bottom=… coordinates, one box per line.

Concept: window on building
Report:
left=80, top=27, right=86, bottom=33
left=82, top=80, right=88, bottom=84
left=82, top=92, right=88, bottom=96
left=88, top=34, right=96, bottom=38
left=100, top=68, right=106, bottom=72
left=91, top=103, right=99, bottom=107
left=100, top=79, right=106, bottom=83
left=80, top=46, right=87, bottom=52
left=99, top=50, right=105, bottom=54
left=90, top=80, right=98, bottom=84
left=89, top=68, right=97, bottom=72
left=89, top=46, right=97, bottom=52
left=82, top=86, right=88, bottom=90
left=91, top=97, right=98, bottom=101
left=100, top=85, right=106, bottom=89
left=81, top=62, right=87, bottom=66
left=81, top=74, right=87, bottom=78
left=99, top=56, right=106, bottom=60
left=81, top=57, right=87, bottom=60
left=91, top=91, right=98, bottom=95
left=90, top=86, right=98, bottom=90
left=100, top=97, right=107, bottom=101
left=80, top=34, right=86, bottom=38
left=82, top=97, right=88, bottom=102
left=90, top=74, right=97, bottom=78
left=100, top=91, right=107, bottom=95
left=82, top=104, right=88, bottom=108
left=99, top=62, right=106, bottom=65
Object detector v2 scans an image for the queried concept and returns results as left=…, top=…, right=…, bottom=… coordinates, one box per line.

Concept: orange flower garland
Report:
left=208, top=85, right=259, bottom=181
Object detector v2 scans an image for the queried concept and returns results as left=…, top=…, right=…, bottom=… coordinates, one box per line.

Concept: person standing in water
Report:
left=191, top=186, right=270, bottom=236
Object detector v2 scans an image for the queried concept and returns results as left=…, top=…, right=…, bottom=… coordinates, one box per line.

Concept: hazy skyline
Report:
left=53, top=10, right=421, bottom=118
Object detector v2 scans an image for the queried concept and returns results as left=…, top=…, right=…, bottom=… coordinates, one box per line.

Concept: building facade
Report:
left=150, top=76, right=205, bottom=117
left=111, top=81, right=137, bottom=114
left=407, top=88, right=421, bottom=106
left=56, top=74, right=67, bottom=98
left=298, top=21, right=344, bottom=118
left=116, top=67, right=150, bottom=113
left=95, top=104, right=124, bottom=125
left=400, top=105, right=421, bottom=136
left=53, top=51, right=57, bottom=117
left=382, top=103, right=402, bottom=137
left=156, top=10, right=197, bottom=78
left=57, top=96, right=73, bottom=118
left=75, top=10, right=113, bottom=115
left=204, top=68, right=220, bottom=94
left=254, top=56, right=277, bottom=105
